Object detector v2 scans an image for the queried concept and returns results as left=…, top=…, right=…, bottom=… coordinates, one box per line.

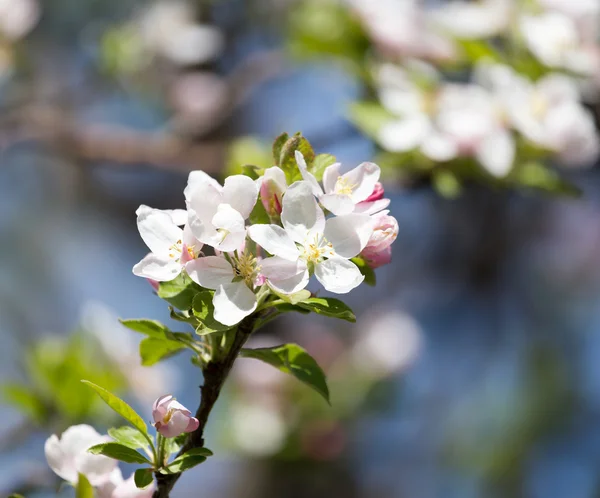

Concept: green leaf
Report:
left=351, top=257, right=376, bottom=286
left=76, top=473, right=94, bottom=498
left=455, top=38, right=503, bottom=64
left=241, top=164, right=261, bottom=180
left=139, top=337, right=186, bottom=366
left=275, top=303, right=311, bottom=314
left=432, top=170, right=462, bottom=198
left=192, top=292, right=230, bottom=334
left=2, top=383, right=46, bottom=423
left=157, top=273, right=201, bottom=310
left=82, top=380, right=148, bottom=435
left=279, top=134, right=315, bottom=184
left=9, top=494, right=27, bottom=498
left=249, top=196, right=271, bottom=225
left=269, top=288, right=312, bottom=305
left=241, top=344, right=330, bottom=403
left=165, top=447, right=213, bottom=473
left=134, top=468, right=154, bottom=489
left=120, top=319, right=170, bottom=338
left=514, top=162, right=581, bottom=197
left=272, top=132, right=289, bottom=166
left=88, top=442, right=152, bottom=464
left=108, top=426, right=151, bottom=450
left=296, top=297, right=356, bottom=322
left=310, top=153, right=337, bottom=182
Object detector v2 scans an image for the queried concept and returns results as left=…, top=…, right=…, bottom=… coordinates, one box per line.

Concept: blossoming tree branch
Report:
left=40, top=133, right=398, bottom=498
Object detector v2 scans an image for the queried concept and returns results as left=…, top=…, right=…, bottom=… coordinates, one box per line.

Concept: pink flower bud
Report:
left=363, top=182, right=385, bottom=203
left=360, top=211, right=398, bottom=268
left=147, top=279, right=160, bottom=291
left=152, top=395, right=200, bottom=438
left=259, top=167, right=287, bottom=218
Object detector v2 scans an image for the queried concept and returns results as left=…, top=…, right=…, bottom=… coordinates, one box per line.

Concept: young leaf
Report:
left=88, top=442, right=152, bottom=464
left=310, top=153, right=337, bottom=182
left=108, top=426, right=151, bottom=450
left=269, top=287, right=311, bottom=305
left=9, top=494, right=27, bottom=498
left=81, top=380, right=148, bottom=435
left=157, top=273, right=201, bottom=310
left=165, top=453, right=208, bottom=473
left=279, top=134, right=315, bottom=183
left=179, top=447, right=214, bottom=458
left=134, top=468, right=154, bottom=489
left=119, top=319, right=169, bottom=338
left=240, top=344, right=330, bottom=403
left=350, top=257, right=376, bottom=286
left=296, top=297, right=356, bottom=322
left=192, top=292, right=230, bottom=334
left=139, top=337, right=186, bottom=366
left=76, top=473, right=94, bottom=498
left=241, top=164, right=261, bottom=180
left=272, top=132, right=289, bottom=166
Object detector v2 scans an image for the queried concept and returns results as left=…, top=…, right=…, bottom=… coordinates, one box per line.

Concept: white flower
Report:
left=186, top=252, right=260, bottom=326
left=132, top=205, right=202, bottom=282
left=248, top=181, right=373, bottom=295
left=296, top=151, right=381, bottom=215
left=97, top=468, right=155, bottom=498
left=258, top=166, right=287, bottom=217
left=185, top=173, right=258, bottom=252
left=520, top=12, right=598, bottom=75
left=44, top=424, right=117, bottom=486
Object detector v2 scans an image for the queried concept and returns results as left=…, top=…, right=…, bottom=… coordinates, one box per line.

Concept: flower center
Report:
left=334, top=177, right=357, bottom=196
left=168, top=239, right=184, bottom=259
left=234, top=252, right=260, bottom=286
left=162, top=408, right=175, bottom=424
left=301, top=235, right=334, bottom=264
left=530, top=92, right=548, bottom=119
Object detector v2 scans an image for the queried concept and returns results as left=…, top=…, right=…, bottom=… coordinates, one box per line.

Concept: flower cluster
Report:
left=133, top=147, right=397, bottom=327
left=44, top=395, right=200, bottom=496
left=353, top=0, right=600, bottom=175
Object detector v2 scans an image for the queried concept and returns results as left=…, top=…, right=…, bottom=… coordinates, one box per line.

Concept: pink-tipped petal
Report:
left=185, top=417, right=200, bottom=433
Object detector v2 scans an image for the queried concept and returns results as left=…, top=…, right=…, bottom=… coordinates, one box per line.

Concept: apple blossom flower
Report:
left=185, top=173, right=258, bottom=252
left=296, top=151, right=382, bottom=215
left=133, top=205, right=202, bottom=281
left=360, top=210, right=398, bottom=269
left=152, top=394, right=200, bottom=438
left=44, top=424, right=117, bottom=486
left=259, top=166, right=287, bottom=218
left=354, top=182, right=391, bottom=215
left=248, top=181, right=373, bottom=295
left=186, top=251, right=261, bottom=326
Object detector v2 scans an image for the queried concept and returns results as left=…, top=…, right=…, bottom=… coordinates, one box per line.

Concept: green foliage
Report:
left=432, top=170, right=463, bottom=198
left=156, top=273, right=202, bottom=311
left=192, top=292, right=230, bottom=334
left=296, top=297, right=356, bottom=322
left=272, top=132, right=290, bottom=165
left=76, top=473, right=94, bottom=498
left=139, top=337, right=186, bottom=366
left=108, top=426, right=151, bottom=450
left=249, top=196, right=271, bottom=225
left=351, top=257, right=377, bottom=286
left=270, top=288, right=312, bottom=305
left=226, top=137, right=272, bottom=177
left=120, top=319, right=170, bottom=337
left=134, top=468, right=154, bottom=489
left=278, top=133, right=315, bottom=184
left=240, top=344, right=330, bottom=403
left=164, top=447, right=214, bottom=473
left=512, top=162, right=581, bottom=197
left=310, top=153, right=337, bottom=182
left=2, top=383, right=47, bottom=424
left=88, top=442, right=152, bottom=464
left=82, top=381, right=148, bottom=435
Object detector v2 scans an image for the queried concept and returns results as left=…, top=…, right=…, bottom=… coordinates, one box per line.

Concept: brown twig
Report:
left=153, top=315, right=257, bottom=498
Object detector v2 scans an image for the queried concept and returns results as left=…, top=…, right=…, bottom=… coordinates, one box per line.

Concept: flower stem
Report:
left=152, top=314, right=258, bottom=498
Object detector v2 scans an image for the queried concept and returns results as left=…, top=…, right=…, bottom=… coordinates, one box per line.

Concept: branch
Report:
left=153, top=315, right=257, bottom=498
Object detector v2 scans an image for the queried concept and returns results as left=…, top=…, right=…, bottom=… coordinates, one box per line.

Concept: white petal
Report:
left=320, top=194, right=356, bottom=215
left=421, top=132, right=459, bottom=161
left=378, top=115, right=431, bottom=152
left=75, top=441, right=119, bottom=486
left=315, top=258, right=364, bottom=294
left=260, top=257, right=309, bottom=294
left=324, top=214, right=374, bottom=258
left=217, top=229, right=247, bottom=253
left=343, top=162, right=381, bottom=203
left=212, top=204, right=245, bottom=232
left=45, top=434, right=78, bottom=483
left=476, top=129, right=515, bottom=177
left=222, top=175, right=259, bottom=219
left=263, top=166, right=288, bottom=188
left=133, top=253, right=182, bottom=281
left=182, top=224, right=202, bottom=253
left=295, top=151, right=324, bottom=196
left=213, top=282, right=257, bottom=326
left=186, top=170, right=223, bottom=196
left=163, top=209, right=188, bottom=226
left=137, top=208, right=183, bottom=256
left=186, top=256, right=233, bottom=289
left=112, top=474, right=155, bottom=498
left=247, top=225, right=299, bottom=261
left=186, top=181, right=222, bottom=241
left=354, top=198, right=391, bottom=215
left=281, top=181, right=325, bottom=243
left=322, top=163, right=341, bottom=194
